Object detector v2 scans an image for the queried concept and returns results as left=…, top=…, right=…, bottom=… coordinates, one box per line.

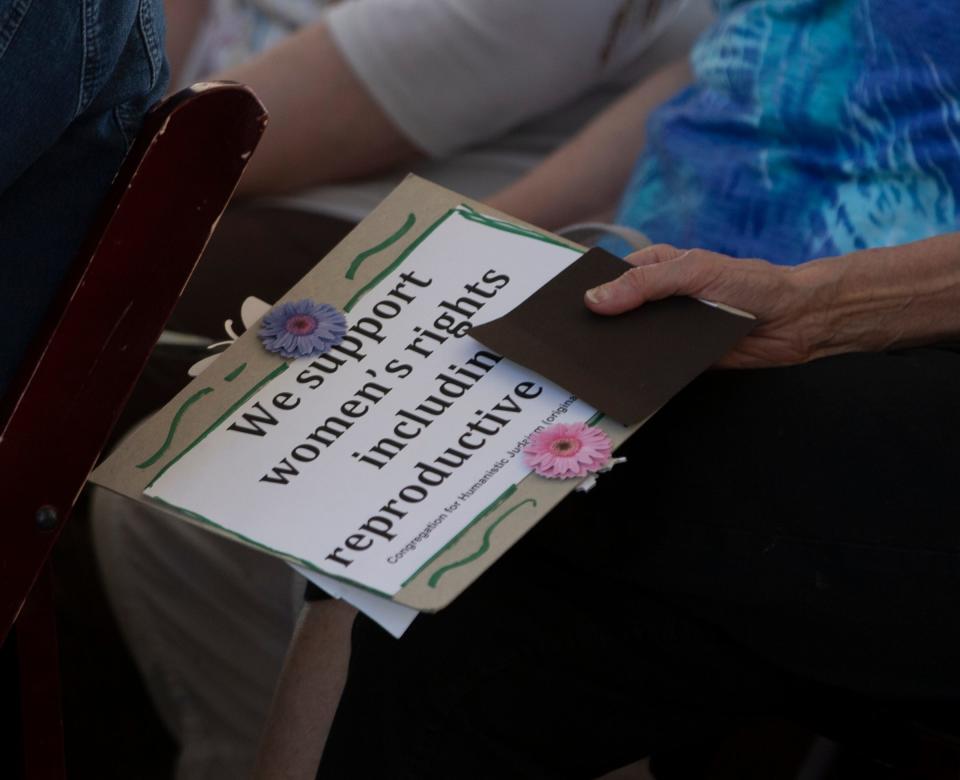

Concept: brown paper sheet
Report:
left=470, top=248, right=756, bottom=425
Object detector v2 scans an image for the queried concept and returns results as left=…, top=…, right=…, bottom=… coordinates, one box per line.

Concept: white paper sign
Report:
left=293, top=565, right=419, bottom=639
left=145, top=210, right=595, bottom=596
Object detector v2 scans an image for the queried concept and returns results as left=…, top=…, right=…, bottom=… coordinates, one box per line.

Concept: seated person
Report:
left=173, top=0, right=711, bottom=210
left=91, top=3, right=712, bottom=778
left=253, top=1, right=960, bottom=777
left=0, top=0, right=168, bottom=399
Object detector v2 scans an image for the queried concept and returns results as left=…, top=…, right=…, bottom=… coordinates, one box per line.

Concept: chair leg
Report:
left=17, top=563, right=65, bottom=780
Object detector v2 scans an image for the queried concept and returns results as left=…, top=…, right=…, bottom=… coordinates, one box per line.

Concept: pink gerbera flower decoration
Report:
left=522, top=422, right=613, bottom=479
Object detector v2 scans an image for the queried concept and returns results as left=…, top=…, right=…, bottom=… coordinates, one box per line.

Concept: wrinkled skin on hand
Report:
left=585, top=244, right=856, bottom=369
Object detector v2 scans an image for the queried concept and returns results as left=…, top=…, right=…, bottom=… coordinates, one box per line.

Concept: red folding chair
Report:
left=0, top=82, right=267, bottom=779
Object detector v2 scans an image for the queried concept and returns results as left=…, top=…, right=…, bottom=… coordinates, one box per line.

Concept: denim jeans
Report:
left=0, top=0, right=168, bottom=399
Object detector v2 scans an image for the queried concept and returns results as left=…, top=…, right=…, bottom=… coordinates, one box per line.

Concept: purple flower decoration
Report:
left=259, top=299, right=348, bottom=359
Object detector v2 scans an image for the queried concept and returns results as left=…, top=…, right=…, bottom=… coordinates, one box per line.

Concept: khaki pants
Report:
left=91, top=208, right=354, bottom=779
left=92, top=487, right=304, bottom=779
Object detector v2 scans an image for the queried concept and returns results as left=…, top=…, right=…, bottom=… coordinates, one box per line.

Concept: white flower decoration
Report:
left=182, top=296, right=272, bottom=377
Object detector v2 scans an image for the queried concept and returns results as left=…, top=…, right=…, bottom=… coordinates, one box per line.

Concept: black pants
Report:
left=319, top=345, right=960, bottom=778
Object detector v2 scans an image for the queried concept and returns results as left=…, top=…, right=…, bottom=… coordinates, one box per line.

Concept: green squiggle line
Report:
left=146, top=495, right=393, bottom=599
left=344, top=209, right=456, bottom=312
left=224, top=363, right=247, bottom=382
left=427, top=498, right=537, bottom=588
left=148, top=363, right=288, bottom=486
left=137, top=387, right=214, bottom=469
left=345, top=213, right=416, bottom=280
left=343, top=206, right=574, bottom=313
left=455, top=204, right=577, bottom=251
left=586, top=411, right=605, bottom=427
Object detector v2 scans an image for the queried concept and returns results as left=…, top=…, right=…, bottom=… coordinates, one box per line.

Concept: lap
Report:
left=92, top=486, right=303, bottom=778
left=0, top=0, right=168, bottom=395
left=320, top=345, right=960, bottom=778
left=92, top=206, right=355, bottom=774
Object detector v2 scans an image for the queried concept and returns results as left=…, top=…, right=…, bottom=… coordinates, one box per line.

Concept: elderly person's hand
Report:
left=584, top=236, right=960, bottom=369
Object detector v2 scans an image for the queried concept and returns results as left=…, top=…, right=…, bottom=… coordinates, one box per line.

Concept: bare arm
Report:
left=219, top=23, right=420, bottom=197
left=486, top=58, right=692, bottom=230
left=164, top=0, right=210, bottom=86
left=585, top=234, right=960, bottom=368
left=253, top=600, right=357, bottom=780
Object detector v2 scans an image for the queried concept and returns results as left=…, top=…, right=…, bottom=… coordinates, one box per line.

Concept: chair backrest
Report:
left=0, top=83, right=268, bottom=644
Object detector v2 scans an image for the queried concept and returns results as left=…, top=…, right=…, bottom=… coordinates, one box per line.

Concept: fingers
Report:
left=586, top=247, right=714, bottom=315
left=623, top=243, right=688, bottom=268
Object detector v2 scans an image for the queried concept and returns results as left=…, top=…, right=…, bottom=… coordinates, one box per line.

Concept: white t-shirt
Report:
left=183, top=0, right=713, bottom=222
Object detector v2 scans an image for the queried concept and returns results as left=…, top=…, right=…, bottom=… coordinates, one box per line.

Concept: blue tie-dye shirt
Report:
left=614, top=0, right=960, bottom=264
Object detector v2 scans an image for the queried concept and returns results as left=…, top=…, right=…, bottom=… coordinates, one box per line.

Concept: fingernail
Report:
left=585, top=285, right=607, bottom=304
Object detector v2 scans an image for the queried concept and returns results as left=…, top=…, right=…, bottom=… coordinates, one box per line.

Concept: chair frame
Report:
left=0, top=82, right=267, bottom=778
